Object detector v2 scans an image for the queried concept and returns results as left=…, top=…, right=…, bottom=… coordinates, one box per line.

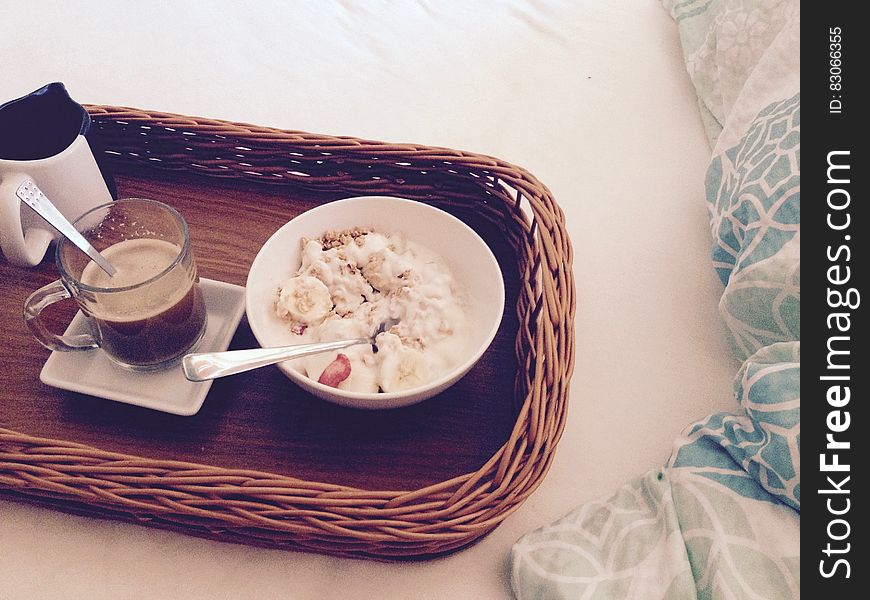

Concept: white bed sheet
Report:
left=0, top=1, right=738, bottom=598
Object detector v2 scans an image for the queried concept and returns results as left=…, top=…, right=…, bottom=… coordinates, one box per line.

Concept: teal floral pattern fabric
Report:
left=663, top=0, right=798, bottom=146
left=511, top=342, right=800, bottom=599
left=511, top=1, right=799, bottom=598
left=706, top=94, right=800, bottom=360
left=671, top=342, right=800, bottom=512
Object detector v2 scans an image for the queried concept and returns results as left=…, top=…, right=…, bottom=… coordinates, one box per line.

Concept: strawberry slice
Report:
left=317, top=353, right=352, bottom=388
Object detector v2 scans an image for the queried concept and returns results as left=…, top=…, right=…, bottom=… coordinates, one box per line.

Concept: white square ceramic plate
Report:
left=39, top=278, right=246, bottom=416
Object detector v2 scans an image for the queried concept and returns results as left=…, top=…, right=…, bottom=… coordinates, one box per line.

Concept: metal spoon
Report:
left=182, top=318, right=399, bottom=382
left=16, top=179, right=116, bottom=276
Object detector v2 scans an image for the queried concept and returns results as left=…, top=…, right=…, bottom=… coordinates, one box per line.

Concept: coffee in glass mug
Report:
left=24, top=198, right=207, bottom=370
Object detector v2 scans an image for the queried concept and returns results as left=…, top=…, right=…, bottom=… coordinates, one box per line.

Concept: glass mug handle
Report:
left=23, top=279, right=98, bottom=351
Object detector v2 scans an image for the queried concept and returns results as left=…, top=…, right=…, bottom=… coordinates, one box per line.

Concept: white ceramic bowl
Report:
left=245, top=196, right=505, bottom=409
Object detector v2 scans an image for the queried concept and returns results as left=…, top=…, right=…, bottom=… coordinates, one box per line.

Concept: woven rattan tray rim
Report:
left=0, top=105, right=575, bottom=558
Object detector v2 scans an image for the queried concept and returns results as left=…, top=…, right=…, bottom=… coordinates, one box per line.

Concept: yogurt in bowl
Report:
left=275, top=228, right=471, bottom=393
left=245, top=196, right=505, bottom=409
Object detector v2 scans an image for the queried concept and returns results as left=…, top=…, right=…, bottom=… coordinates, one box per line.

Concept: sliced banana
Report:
left=275, top=275, right=332, bottom=324
left=380, top=345, right=431, bottom=393
left=341, top=364, right=379, bottom=393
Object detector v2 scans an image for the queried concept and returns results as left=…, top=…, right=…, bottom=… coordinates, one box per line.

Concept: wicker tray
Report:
left=0, top=106, right=575, bottom=559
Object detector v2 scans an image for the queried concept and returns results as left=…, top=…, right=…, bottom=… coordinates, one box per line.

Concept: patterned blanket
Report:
left=511, top=1, right=800, bottom=597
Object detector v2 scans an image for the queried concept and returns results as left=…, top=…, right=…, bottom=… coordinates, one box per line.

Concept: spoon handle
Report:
left=16, top=179, right=117, bottom=277
left=182, top=337, right=370, bottom=382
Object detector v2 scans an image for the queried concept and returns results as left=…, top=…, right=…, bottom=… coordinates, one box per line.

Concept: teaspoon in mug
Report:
left=16, top=179, right=116, bottom=276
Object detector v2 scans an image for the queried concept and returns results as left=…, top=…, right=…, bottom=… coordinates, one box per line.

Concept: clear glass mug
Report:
left=24, top=198, right=207, bottom=370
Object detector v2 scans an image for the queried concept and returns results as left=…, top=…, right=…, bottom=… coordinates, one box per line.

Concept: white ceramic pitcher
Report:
left=0, top=82, right=114, bottom=267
